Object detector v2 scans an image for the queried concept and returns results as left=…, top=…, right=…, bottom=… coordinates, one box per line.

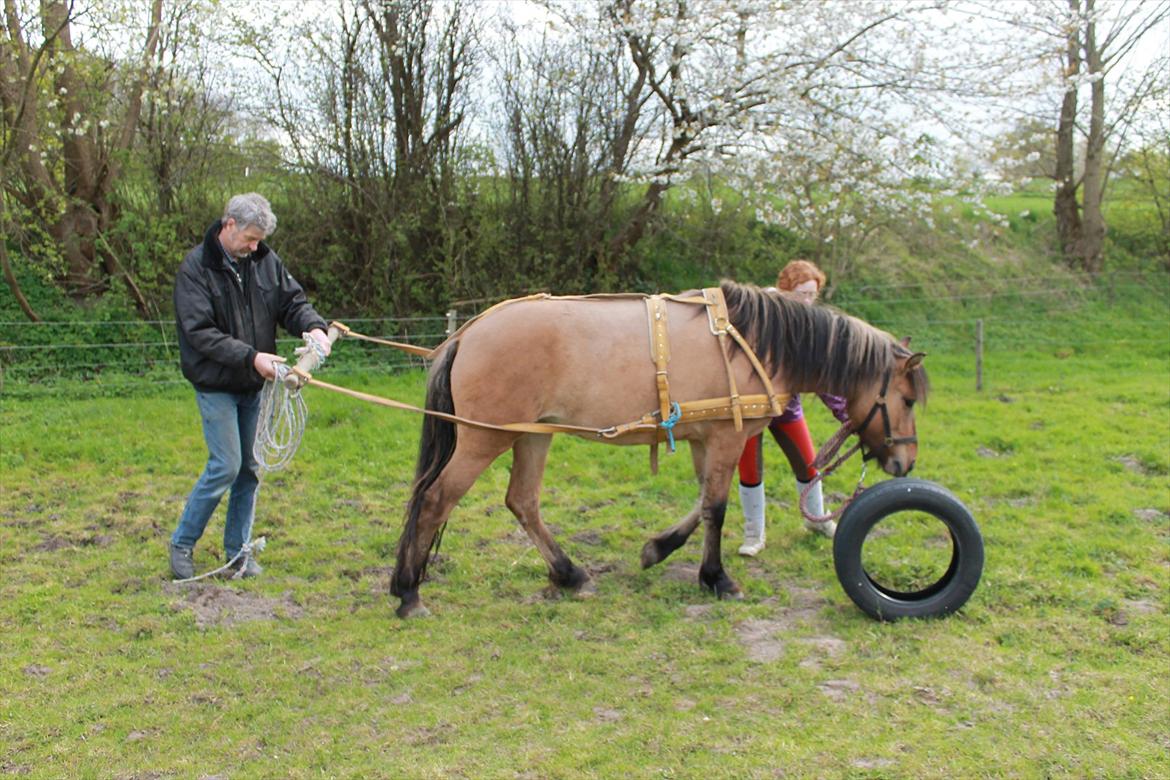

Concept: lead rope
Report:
left=799, top=422, right=867, bottom=525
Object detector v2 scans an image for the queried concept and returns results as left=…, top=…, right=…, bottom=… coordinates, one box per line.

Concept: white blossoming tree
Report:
left=508, top=1, right=1002, bottom=280
left=968, top=0, right=1169, bottom=273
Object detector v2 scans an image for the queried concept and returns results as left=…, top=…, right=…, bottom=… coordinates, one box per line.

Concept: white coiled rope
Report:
left=253, top=334, right=327, bottom=473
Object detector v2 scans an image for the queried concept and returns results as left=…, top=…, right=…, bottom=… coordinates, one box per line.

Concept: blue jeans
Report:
left=171, top=389, right=261, bottom=559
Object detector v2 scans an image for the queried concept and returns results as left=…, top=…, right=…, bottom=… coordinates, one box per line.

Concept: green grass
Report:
left=1, top=291, right=1168, bottom=778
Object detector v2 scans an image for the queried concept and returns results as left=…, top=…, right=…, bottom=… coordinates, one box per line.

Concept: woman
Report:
left=737, top=259, right=850, bottom=556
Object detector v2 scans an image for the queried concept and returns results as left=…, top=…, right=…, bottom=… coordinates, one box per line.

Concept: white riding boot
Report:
left=738, top=482, right=767, bottom=556
left=799, top=479, right=836, bottom=538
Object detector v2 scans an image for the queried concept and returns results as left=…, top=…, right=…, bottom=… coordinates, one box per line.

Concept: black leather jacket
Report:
left=174, top=220, right=327, bottom=393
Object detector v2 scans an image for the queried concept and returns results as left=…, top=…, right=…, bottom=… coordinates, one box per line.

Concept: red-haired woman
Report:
left=737, top=260, right=850, bottom=556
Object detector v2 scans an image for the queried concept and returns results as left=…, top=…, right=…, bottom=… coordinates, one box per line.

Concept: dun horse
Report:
left=392, top=281, right=928, bottom=617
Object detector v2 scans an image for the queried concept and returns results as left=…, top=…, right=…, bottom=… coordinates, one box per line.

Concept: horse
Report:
left=390, top=280, right=928, bottom=617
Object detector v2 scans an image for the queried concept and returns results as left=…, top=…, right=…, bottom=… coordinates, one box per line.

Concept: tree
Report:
left=503, top=0, right=1010, bottom=286
left=1069, top=0, right=1169, bottom=273
left=1114, top=69, right=1170, bottom=264
left=973, top=0, right=1169, bottom=273
left=137, top=0, right=235, bottom=218
left=245, top=0, right=480, bottom=315
left=1, top=0, right=162, bottom=317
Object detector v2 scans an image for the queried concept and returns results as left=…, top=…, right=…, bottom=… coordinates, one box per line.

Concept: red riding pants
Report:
left=738, top=418, right=818, bottom=486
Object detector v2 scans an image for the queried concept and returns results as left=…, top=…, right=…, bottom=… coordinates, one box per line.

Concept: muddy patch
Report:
left=776, top=584, right=832, bottom=626
left=818, top=678, right=861, bottom=701
left=851, top=758, right=896, bottom=770
left=661, top=561, right=699, bottom=584
left=738, top=584, right=842, bottom=664
left=683, top=603, right=714, bottom=620
left=1133, top=508, right=1168, bottom=523
left=1122, top=599, right=1159, bottom=615
left=593, top=706, right=623, bottom=723
left=33, top=533, right=114, bottom=552
left=735, top=619, right=788, bottom=662
left=166, top=583, right=304, bottom=628
left=1115, top=455, right=1158, bottom=476
left=796, top=636, right=847, bottom=669
left=569, top=530, right=605, bottom=546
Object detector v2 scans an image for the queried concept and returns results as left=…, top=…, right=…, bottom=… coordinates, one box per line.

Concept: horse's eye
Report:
left=905, top=398, right=916, bottom=409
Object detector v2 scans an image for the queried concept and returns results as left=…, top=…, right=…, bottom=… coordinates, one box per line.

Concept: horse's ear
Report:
left=899, top=336, right=912, bottom=348
left=905, top=351, right=927, bottom=370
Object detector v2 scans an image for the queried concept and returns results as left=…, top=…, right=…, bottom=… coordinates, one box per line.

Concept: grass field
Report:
left=1, top=286, right=1168, bottom=778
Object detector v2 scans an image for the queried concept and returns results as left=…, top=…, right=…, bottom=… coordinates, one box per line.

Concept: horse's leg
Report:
left=696, top=433, right=745, bottom=600
left=506, top=433, right=594, bottom=597
left=640, top=440, right=707, bottom=568
left=392, top=429, right=516, bottom=618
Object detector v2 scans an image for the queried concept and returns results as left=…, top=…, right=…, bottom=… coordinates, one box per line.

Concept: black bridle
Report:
left=856, top=368, right=918, bottom=461
left=801, top=367, right=919, bottom=524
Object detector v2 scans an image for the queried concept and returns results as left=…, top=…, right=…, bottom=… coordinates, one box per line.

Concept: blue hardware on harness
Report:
left=659, top=402, right=682, bottom=453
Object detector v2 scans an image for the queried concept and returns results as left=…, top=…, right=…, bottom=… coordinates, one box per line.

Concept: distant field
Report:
left=1, top=283, right=1167, bottom=778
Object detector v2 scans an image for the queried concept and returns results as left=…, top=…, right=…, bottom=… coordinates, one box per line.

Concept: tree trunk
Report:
left=1080, top=0, right=1106, bottom=274
left=2, top=0, right=160, bottom=314
left=1053, top=0, right=1082, bottom=267
left=0, top=229, right=40, bottom=322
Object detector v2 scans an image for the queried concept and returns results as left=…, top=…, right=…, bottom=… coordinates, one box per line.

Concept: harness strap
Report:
left=646, top=296, right=673, bottom=421
left=304, top=376, right=621, bottom=437
left=704, top=289, right=745, bottom=432
left=600, top=393, right=785, bottom=438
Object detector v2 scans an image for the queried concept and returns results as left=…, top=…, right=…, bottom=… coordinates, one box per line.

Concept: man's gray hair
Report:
left=223, top=193, right=277, bottom=235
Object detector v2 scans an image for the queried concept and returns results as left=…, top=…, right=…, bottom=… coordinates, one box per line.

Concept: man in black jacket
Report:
left=169, top=193, right=330, bottom=579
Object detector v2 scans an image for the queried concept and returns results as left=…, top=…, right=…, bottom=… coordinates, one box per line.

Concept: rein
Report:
left=798, top=370, right=909, bottom=525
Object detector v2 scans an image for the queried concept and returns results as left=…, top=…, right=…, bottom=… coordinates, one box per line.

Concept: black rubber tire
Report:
left=833, top=478, right=983, bottom=621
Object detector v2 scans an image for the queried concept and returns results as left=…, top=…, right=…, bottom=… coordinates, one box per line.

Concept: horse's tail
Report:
left=392, top=340, right=459, bottom=597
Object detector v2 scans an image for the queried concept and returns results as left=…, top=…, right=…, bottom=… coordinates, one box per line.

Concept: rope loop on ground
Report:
left=170, top=536, right=268, bottom=584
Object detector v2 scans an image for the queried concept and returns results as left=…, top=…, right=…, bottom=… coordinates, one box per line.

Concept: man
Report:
left=169, top=193, right=330, bottom=579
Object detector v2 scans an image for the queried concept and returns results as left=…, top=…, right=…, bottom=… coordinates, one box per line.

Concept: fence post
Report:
left=446, top=309, right=457, bottom=338
left=975, top=319, right=984, bottom=392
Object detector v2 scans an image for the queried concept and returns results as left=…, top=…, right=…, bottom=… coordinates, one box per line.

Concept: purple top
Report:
left=778, top=392, right=850, bottom=425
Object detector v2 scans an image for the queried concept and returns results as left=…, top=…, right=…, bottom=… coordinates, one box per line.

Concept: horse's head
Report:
left=846, top=340, right=926, bottom=477
left=719, top=282, right=929, bottom=476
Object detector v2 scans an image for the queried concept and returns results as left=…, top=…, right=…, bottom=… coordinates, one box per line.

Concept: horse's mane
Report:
left=720, top=280, right=929, bottom=404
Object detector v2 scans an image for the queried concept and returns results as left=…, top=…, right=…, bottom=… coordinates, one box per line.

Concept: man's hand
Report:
left=307, top=328, right=332, bottom=357
left=253, top=352, right=287, bottom=380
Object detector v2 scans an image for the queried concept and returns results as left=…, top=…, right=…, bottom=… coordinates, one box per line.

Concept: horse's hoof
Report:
left=396, top=600, right=431, bottom=619
left=640, top=541, right=662, bottom=569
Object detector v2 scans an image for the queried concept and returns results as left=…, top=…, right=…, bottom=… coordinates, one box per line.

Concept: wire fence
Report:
left=1, top=272, right=1167, bottom=400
